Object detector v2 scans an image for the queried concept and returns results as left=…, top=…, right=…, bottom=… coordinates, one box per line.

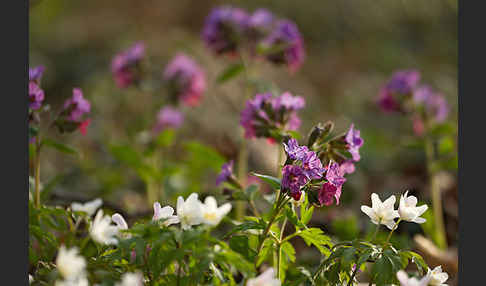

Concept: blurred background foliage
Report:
left=29, top=0, right=457, bottom=281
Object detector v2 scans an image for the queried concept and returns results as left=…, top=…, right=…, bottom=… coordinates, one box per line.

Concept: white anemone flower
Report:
left=398, top=191, right=428, bottom=224
left=361, top=193, right=399, bottom=230
left=152, top=202, right=180, bottom=226
left=55, top=245, right=86, bottom=281
left=427, top=266, right=449, bottom=286
left=396, top=270, right=431, bottom=286
left=71, top=198, right=103, bottom=217
left=176, top=193, right=203, bottom=230
left=201, top=196, right=232, bottom=226
left=247, top=268, right=281, bottom=286
left=90, top=209, right=119, bottom=245
left=115, top=272, right=144, bottom=286
left=29, top=274, right=33, bottom=284
left=55, top=277, right=89, bottom=286
left=111, top=213, right=128, bottom=230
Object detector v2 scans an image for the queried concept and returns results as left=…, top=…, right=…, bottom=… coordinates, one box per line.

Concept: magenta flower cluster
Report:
left=216, top=160, right=235, bottom=186
left=153, top=106, right=184, bottom=134
left=29, top=66, right=45, bottom=110
left=55, top=88, right=91, bottom=135
left=202, top=6, right=305, bottom=71
left=240, top=92, right=305, bottom=140
left=111, top=42, right=145, bottom=88
left=163, top=53, right=207, bottom=106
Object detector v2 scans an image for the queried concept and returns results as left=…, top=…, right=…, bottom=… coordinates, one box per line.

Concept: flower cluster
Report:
left=378, top=70, right=449, bottom=135
left=396, top=265, right=449, bottom=286
left=54, top=88, right=91, bottom=135
left=163, top=53, right=207, bottom=106
left=111, top=42, right=145, bottom=88
left=55, top=245, right=88, bottom=286
left=29, top=66, right=45, bottom=110
left=152, top=106, right=184, bottom=135
left=202, top=6, right=305, bottom=71
left=240, top=92, right=305, bottom=140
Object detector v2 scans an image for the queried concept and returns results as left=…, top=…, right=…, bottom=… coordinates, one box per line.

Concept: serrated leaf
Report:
left=250, top=173, right=281, bottom=189
left=298, top=228, right=332, bottom=255
left=301, top=205, right=314, bottom=225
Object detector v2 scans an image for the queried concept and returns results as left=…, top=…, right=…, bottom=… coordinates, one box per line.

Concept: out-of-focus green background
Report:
left=30, top=0, right=458, bottom=282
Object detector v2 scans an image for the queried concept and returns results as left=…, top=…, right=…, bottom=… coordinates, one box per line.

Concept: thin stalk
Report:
left=236, top=136, right=248, bottom=220
left=276, top=242, right=282, bottom=281
left=34, top=140, right=42, bottom=209
left=424, top=133, right=447, bottom=249
left=370, top=224, right=380, bottom=242
left=385, top=219, right=402, bottom=244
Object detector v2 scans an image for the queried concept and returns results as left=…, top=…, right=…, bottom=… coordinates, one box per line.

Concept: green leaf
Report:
left=216, top=63, right=245, bottom=84
left=41, top=138, right=79, bottom=156
left=400, top=251, right=428, bottom=274
left=371, top=255, right=394, bottom=286
left=154, top=129, right=175, bottom=148
left=256, top=239, right=274, bottom=267
left=298, top=228, right=332, bottom=255
left=301, top=205, right=314, bottom=225
left=285, top=206, right=306, bottom=229
left=225, top=219, right=266, bottom=238
left=250, top=173, right=281, bottom=189
left=229, top=235, right=256, bottom=261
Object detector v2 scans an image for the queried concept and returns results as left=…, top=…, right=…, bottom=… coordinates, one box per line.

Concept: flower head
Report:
left=339, top=160, right=356, bottom=175
left=71, top=198, right=103, bottom=217
left=55, top=277, right=89, bottom=286
left=202, top=6, right=249, bottom=55
left=247, top=268, right=281, bottom=286
left=111, top=213, right=128, bottom=230
left=345, top=124, right=363, bottom=161
left=111, top=42, right=145, bottom=88
left=262, top=19, right=305, bottom=72
left=396, top=270, right=431, bottom=286
left=55, top=88, right=91, bottom=134
left=378, top=70, right=420, bottom=112
left=283, top=138, right=308, bottom=161
left=152, top=202, right=180, bottom=226
left=201, top=196, right=232, bottom=226
left=163, top=53, right=206, bottom=106
left=398, top=191, right=428, bottom=224
left=153, top=106, right=184, bottom=134
left=361, top=193, right=399, bottom=230
left=246, top=9, right=275, bottom=42
left=427, top=266, right=449, bottom=286
left=29, top=82, right=45, bottom=110
left=29, top=66, right=45, bottom=83
left=115, top=272, right=144, bottom=286
left=90, top=209, right=119, bottom=245
left=413, top=86, right=449, bottom=123
left=216, top=160, right=234, bottom=186
left=281, top=165, right=308, bottom=200
left=325, top=162, right=346, bottom=187
left=56, top=245, right=86, bottom=281
left=301, top=150, right=325, bottom=180
left=176, top=193, right=204, bottom=230
left=318, top=182, right=341, bottom=206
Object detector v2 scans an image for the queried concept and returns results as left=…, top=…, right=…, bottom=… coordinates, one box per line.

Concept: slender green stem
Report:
left=236, top=136, right=248, bottom=220
left=371, top=224, right=380, bottom=242
left=276, top=242, right=282, bottom=281
left=385, top=219, right=402, bottom=244
left=34, top=140, right=42, bottom=209
left=256, top=192, right=286, bottom=255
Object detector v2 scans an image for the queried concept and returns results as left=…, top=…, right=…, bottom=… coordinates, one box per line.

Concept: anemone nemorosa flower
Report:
left=216, top=160, right=234, bottom=186
left=262, top=19, right=305, bottom=72
left=201, top=196, right=232, bottom=226
left=281, top=165, right=308, bottom=200
left=90, top=209, right=119, bottom=245
left=115, top=272, right=144, bottom=286
left=398, top=191, right=428, bottom=224
left=55, top=245, right=86, bottom=281
left=71, top=198, right=103, bottom=217
left=163, top=53, right=206, bottom=106
left=111, top=213, right=128, bottom=230
left=202, top=6, right=249, bottom=55
left=29, top=82, right=45, bottom=110
left=427, top=266, right=449, bottom=286
left=361, top=193, right=399, bottom=230
left=396, top=270, right=431, bottom=286
left=152, top=202, right=180, bottom=226
left=153, top=106, right=184, bottom=134
left=345, top=124, right=363, bottom=162
left=176, top=193, right=204, bottom=230
left=111, top=42, right=145, bottom=88
left=247, top=268, right=281, bottom=286
left=378, top=69, right=420, bottom=112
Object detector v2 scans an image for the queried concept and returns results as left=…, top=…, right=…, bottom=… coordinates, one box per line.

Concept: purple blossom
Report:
left=339, top=160, right=355, bottom=175
left=63, top=88, right=91, bottom=122
left=29, top=82, right=44, bottom=110
left=378, top=70, right=420, bottom=112
left=283, top=138, right=308, bottom=161
left=111, top=42, right=145, bottom=88
left=318, top=182, right=341, bottom=206
left=29, top=66, right=45, bottom=83
left=216, top=160, right=234, bottom=186
left=153, top=106, right=184, bottom=134
left=413, top=85, right=449, bottom=123
left=163, top=53, right=207, bottom=106
left=345, top=124, right=363, bottom=161
left=326, top=162, right=346, bottom=187
left=301, top=151, right=326, bottom=180
left=202, top=6, right=249, bottom=55
left=281, top=165, right=308, bottom=200
left=262, top=19, right=305, bottom=72
left=272, top=91, right=305, bottom=110
left=246, top=9, right=275, bottom=41
left=240, top=93, right=273, bottom=139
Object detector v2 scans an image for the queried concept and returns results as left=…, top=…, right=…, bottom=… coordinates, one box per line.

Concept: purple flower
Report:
left=29, top=66, right=45, bottom=83
left=153, top=106, right=184, bottom=134
left=301, top=151, right=326, bottom=180
left=272, top=91, right=305, bottom=110
left=202, top=6, right=249, bottom=55
left=318, top=182, right=341, bottom=206
left=63, top=88, right=91, bottom=122
left=326, top=162, right=346, bottom=187
left=262, top=19, right=305, bottom=72
left=163, top=53, right=207, bottom=106
left=111, top=42, right=145, bottom=88
left=378, top=70, right=420, bottom=112
left=246, top=8, right=275, bottom=42
left=281, top=165, right=308, bottom=200
left=339, top=160, right=355, bottom=175
left=216, top=160, right=234, bottom=186
left=413, top=85, right=449, bottom=123
left=345, top=124, right=363, bottom=161
left=283, top=138, right=308, bottom=161
left=29, top=82, right=45, bottom=110
left=240, top=93, right=273, bottom=139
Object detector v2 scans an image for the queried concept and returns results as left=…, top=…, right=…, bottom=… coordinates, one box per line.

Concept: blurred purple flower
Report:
left=339, top=160, right=356, bottom=175
left=153, top=106, right=184, bottom=134
left=262, top=19, right=305, bottom=72
left=318, top=182, right=341, bottom=206
left=29, top=82, right=45, bottom=110
left=163, top=53, right=207, bottom=106
left=272, top=91, right=305, bottom=110
left=281, top=165, right=308, bottom=200
left=29, top=66, right=45, bottom=83
left=216, top=160, right=234, bottom=186
left=345, top=124, right=363, bottom=161
left=413, top=85, right=449, bottom=123
left=111, top=42, right=145, bottom=88
left=246, top=8, right=275, bottom=43
left=283, top=138, right=308, bottom=161
left=378, top=70, right=420, bottom=112
left=326, top=162, right=346, bottom=187
left=202, top=6, right=249, bottom=55
left=301, top=151, right=326, bottom=180
left=63, top=88, right=91, bottom=122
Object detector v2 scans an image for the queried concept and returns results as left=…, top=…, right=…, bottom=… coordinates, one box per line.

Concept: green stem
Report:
left=256, top=192, right=286, bottom=256
left=385, top=219, right=401, bottom=244
left=236, top=136, right=248, bottom=220
left=34, top=140, right=42, bottom=209
left=371, top=224, right=380, bottom=242
left=424, top=134, right=447, bottom=249
left=276, top=242, right=282, bottom=281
